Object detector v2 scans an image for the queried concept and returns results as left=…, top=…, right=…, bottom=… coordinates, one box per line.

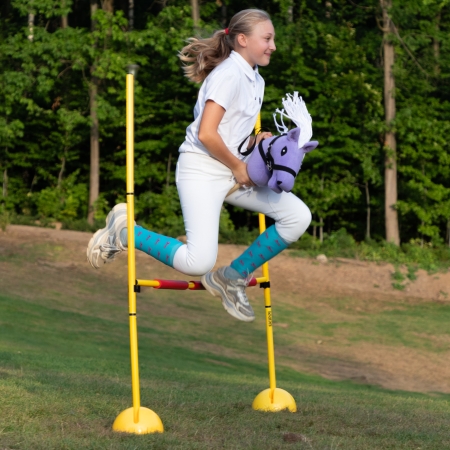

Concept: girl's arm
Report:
left=198, top=100, right=255, bottom=186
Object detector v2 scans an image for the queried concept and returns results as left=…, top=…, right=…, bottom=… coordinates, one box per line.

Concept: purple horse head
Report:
left=247, top=128, right=318, bottom=193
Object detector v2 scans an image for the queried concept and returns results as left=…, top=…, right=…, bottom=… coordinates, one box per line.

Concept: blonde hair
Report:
left=179, top=9, right=271, bottom=83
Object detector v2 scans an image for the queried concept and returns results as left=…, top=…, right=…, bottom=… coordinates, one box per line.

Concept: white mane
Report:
left=273, top=92, right=313, bottom=148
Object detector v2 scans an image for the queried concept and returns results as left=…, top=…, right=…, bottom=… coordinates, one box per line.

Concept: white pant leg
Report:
left=225, top=187, right=311, bottom=243
left=172, top=153, right=235, bottom=276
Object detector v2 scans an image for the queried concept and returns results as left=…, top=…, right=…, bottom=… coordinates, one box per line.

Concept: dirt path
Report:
left=1, top=224, right=450, bottom=394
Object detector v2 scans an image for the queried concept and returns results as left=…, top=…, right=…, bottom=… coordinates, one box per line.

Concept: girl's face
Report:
left=237, top=20, right=276, bottom=68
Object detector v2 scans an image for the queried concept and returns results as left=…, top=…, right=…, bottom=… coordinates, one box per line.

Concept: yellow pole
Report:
left=125, top=67, right=141, bottom=424
left=258, top=214, right=276, bottom=399
left=252, top=114, right=296, bottom=412
left=113, top=65, right=163, bottom=433
left=254, top=113, right=276, bottom=396
left=254, top=112, right=276, bottom=397
left=254, top=113, right=262, bottom=136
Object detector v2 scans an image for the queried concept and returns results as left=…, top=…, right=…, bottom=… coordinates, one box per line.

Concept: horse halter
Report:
left=258, top=134, right=298, bottom=178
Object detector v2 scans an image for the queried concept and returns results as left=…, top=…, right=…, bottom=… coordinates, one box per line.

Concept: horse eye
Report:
left=281, top=146, right=288, bottom=156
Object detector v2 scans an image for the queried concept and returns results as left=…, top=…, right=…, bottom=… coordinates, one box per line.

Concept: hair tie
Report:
left=225, top=28, right=229, bottom=35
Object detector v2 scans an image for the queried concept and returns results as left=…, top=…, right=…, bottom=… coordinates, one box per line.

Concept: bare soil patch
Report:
left=1, top=224, right=449, bottom=394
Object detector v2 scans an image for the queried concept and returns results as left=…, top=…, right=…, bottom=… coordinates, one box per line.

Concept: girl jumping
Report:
left=87, top=9, right=311, bottom=322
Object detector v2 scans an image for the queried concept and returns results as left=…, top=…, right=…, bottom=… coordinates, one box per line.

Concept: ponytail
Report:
left=179, top=9, right=271, bottom=83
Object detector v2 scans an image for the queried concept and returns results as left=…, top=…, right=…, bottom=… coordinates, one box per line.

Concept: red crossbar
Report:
left=152, top=279, right=208, bottom=290
left=147, top=277, right=258, bottom=290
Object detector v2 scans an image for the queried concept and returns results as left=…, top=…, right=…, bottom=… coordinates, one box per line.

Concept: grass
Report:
left=0, top=238, right=450, bottom=448
left=1, top=293, right=450, bottom=449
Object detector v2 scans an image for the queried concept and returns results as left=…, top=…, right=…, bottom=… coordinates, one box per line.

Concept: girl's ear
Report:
left=236, top=33, right=248, bottom=48
left=287, top=127, right=300, bottom=143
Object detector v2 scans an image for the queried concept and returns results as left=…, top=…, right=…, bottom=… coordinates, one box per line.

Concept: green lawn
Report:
left=1, top=287, right=449, bottom=449
left=0, top=237, right=449, bottom=448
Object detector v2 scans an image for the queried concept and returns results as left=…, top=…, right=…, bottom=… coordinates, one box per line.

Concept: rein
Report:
left=237, top=134, right=257, bottom=157
left=237, top=126, right=270, bottom=157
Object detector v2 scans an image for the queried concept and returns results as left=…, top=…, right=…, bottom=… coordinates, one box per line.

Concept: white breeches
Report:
left=172, top=152, right=311, bottom=276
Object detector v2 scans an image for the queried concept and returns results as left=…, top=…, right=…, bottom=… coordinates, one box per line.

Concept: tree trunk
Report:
left=319, top=176, right=324, bottom=243
left=101, top=0, right=114, bottom=13
left=166, top=152, right=172, bottom=188
left=128, top=0, right=134, bottom=31
left=88, top=0, right=99, bottom=225
left=88, top=79, right=99, bottom=224
left=221, top=0, right=227, bottom=28
left=447, top=219, right=450, bottom=247
left=190, top=0, right=199, bottom=27
left=319, top=217, right=324, bottom=243
left=2, top=168, right=7, bottom=198
left=287, top=0, right=293, bottom=23
left=381, top=0, right=400, bottom=245
left=61, top=0, right=68, bottom=28
left=433, top=12, right=440, bottom=75
left=365, top=181, right=371, bottom=240
left=28, top=12, right=35, bottom=41
left=58, top=147, right=68, bottom=189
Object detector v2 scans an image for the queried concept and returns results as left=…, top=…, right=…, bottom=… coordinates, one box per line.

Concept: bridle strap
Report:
left=259, top=134, right=298, bottom=177
left=258, top=134, right=284, bottom=174
left=272, top=164, right=297, bottom=178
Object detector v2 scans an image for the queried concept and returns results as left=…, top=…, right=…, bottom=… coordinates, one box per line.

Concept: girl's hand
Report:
left=232, top=160, right=255, bottom=187
left=255, top=131, right=273, bottom=146
left=247, top=132, right=273, bottom=150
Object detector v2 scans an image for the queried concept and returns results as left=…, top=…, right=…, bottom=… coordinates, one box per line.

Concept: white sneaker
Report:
left=86, top=203, right=132, bottom=269
left=201, top=267, right=255, bottom=322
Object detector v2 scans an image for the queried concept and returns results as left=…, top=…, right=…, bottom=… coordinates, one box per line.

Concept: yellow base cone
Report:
left=112, top=407, right=164, bottom=434
left=252, top=388, right=297, bottom=412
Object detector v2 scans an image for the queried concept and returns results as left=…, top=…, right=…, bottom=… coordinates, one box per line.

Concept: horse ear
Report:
left=302, top=140, right=319, bottom=153
left=287, top=127, right=300, bottom=143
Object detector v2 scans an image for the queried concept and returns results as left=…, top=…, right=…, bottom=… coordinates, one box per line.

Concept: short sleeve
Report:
left=203, top=68, right=239, bottom=111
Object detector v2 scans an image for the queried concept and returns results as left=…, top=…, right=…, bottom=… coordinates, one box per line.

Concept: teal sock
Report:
left=224, top=266, right=241, bottom=280
left=230, top=225, right=289, bottom=277
left=122, top=225, right=183, bottom=268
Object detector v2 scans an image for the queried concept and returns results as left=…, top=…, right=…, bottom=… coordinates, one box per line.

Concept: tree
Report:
left=380, top=0, right=400, bottom=245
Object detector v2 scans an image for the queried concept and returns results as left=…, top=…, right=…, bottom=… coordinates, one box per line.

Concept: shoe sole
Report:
left=86, top=204, right=128, bottom=269
left=201, top=272, right=255, bottom=322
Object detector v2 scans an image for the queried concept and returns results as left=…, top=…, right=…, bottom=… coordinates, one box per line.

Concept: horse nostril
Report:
left=277, top=181, right=282, bottom=185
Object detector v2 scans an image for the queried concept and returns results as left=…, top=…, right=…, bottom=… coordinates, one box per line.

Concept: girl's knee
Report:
left=172, top=246, right=216, bottom=276
left=184, top=256, right=216, bottom=277
left=297, top=202, right=312, bottom=232
left=278, top=201, right=312, bottom=243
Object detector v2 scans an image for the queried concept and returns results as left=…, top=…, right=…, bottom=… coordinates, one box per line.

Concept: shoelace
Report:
left=99, top=236, right=122, bottom=262
left=244, top=273, right=254, bottom=287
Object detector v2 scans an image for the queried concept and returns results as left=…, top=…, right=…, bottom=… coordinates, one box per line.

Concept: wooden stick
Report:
left=226, top=183, right=241, bottom=197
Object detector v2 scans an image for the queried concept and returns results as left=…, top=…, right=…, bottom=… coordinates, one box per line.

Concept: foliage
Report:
left=291, top=227, right=450, bottom=272
left=1, top=0, right=450, bottom=251
left=33, top=170, right=87, bottom=221
left=0, top=204, right=10, bottom=231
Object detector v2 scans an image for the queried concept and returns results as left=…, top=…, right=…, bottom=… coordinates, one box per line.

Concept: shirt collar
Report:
left=229, top=50, right=258, bottom=81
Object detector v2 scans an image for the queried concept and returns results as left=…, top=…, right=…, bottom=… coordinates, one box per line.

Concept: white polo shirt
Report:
left=179, top=50, right=265, bottom=159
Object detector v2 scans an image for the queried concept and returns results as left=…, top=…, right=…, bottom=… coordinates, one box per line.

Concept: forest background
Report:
left=1, top=0, right=450, bottom=253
